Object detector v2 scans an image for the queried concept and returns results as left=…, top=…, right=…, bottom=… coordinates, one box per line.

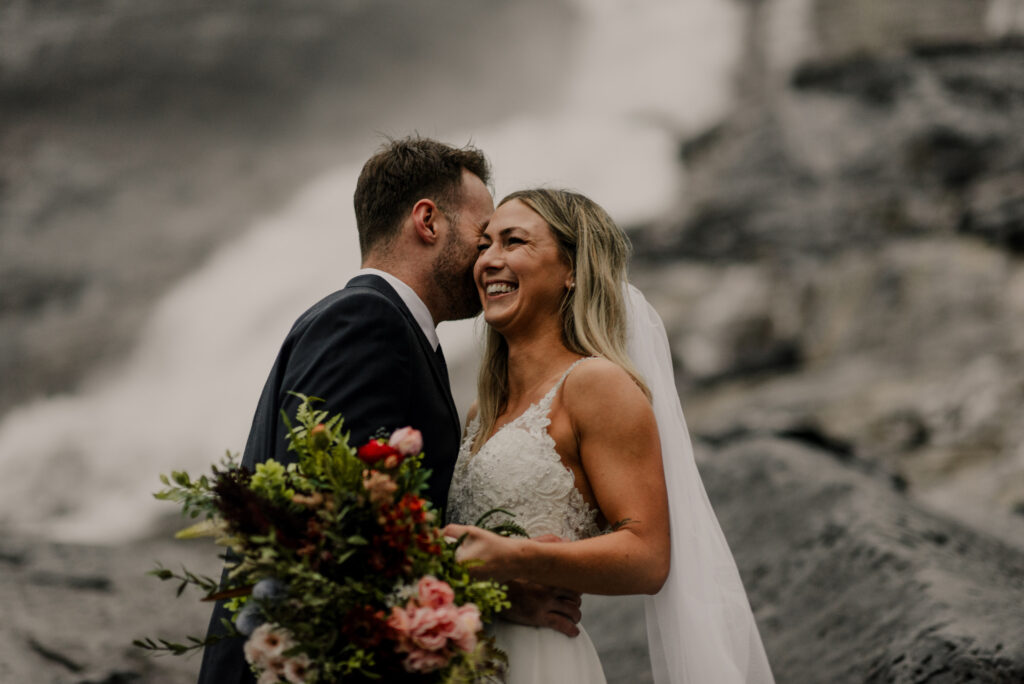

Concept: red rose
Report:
left=357, top=439, right=402, bottom=465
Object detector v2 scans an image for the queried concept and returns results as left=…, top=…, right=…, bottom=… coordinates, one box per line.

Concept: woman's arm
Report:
left=443, top=360, right=671, bottom=595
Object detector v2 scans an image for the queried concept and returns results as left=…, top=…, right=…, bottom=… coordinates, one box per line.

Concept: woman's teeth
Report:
left=486, top=283, right=517, bottom=296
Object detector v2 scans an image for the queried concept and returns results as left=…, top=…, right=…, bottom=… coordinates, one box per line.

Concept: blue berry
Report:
left=234, top=601, right=264, bottom=636
left=252, top=578, right=288, bottom=601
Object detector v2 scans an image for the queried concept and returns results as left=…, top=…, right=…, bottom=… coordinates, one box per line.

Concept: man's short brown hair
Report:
left=353, top=137, right=491, bottom=255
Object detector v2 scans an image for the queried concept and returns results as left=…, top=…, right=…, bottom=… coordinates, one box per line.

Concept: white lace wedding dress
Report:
left=447, top=358, right=608, bottom=684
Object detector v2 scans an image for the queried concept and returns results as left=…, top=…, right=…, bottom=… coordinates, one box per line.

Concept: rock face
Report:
left=0, top=527, right=219, bottom=684
left=701, top=436, right=1024, bottom=684
left=631, top=0, right=1024, bottom=544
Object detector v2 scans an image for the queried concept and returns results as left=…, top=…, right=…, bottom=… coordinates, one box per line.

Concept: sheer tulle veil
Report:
left=625, top=284, right=774, bottom=684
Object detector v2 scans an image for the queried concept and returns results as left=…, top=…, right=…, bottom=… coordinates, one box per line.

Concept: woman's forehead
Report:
left=483, top=200, right=550, bottom=236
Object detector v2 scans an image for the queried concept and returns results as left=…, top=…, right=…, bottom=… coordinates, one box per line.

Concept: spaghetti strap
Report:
left=537, top=356, right=595, bottom=412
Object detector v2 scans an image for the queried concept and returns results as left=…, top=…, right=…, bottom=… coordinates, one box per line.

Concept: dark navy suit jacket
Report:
left=196, top=274, right=462, bottom=684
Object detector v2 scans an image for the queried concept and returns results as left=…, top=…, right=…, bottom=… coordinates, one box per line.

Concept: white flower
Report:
left=244, top=623, right=294, bottom=667
left=283, top=653, right=314, bottom=683
left=386, top=580, right=419, bottom=607
left=257, top=666, right=284, bottom=684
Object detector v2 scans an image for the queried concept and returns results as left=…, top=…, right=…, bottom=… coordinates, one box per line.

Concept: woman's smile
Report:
left=483, top=280, right=519, bottom=298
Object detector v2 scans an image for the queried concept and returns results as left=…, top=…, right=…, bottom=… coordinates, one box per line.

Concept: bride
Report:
left=443, top=189, right=774, bottom=683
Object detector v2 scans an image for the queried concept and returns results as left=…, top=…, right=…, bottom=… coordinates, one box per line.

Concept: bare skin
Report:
left=443, top=200, right=671, bottom=597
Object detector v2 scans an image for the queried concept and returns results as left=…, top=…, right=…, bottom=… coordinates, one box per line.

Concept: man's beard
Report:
left=432, top=229, right=482, bottom=322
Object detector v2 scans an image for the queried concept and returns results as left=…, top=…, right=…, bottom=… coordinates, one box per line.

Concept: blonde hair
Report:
left=473, top=189, right=649, bottom=452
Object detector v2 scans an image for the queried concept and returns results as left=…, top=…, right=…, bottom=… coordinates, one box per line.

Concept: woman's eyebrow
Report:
left=480, top=226, right=522, bottom=241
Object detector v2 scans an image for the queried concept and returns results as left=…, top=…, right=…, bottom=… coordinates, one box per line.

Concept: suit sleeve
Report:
left=271, top=292, right=414, bottom=461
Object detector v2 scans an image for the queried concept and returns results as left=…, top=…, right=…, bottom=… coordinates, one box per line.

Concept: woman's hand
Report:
left=444, top=526, right=584, bottom=636
left=442, top=523, right=525, bottom=582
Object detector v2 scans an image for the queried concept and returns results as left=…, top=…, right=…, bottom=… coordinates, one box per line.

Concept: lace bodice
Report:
left=446, top=358, right=603, bottom=541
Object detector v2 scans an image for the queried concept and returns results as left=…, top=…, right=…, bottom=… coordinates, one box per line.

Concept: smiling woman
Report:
left=445, top=188, right=670, bottom=684
left=444, top=188, right=773, bottom=684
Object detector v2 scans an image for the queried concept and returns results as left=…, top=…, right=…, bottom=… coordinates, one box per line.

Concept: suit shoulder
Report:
left=290, top=286, right=408, bottom=336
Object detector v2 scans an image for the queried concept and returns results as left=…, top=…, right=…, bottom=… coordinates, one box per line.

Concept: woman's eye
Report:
left=507, top=237, right=525, bottom=245
left=476, top=243, right=490, bottom=252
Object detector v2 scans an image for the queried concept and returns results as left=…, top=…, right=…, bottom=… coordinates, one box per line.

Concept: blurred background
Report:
left=1, top=0, right=1023, bottom=682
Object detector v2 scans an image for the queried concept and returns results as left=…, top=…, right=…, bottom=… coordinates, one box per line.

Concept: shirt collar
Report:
left=356, top=268, right=439, bottom=350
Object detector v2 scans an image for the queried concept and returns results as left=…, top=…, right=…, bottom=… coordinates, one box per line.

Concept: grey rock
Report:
left=637, top=40, right=1024, bottom=262
left=700, top=436, right=1024, bottom=683
left=0, top=530, right=218, bottom=684
left=637, top=232, right=1024, bottom=542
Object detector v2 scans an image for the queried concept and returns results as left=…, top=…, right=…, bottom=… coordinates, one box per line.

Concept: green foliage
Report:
left=140, top=394, right=510, bottom=681
left=249, top=460, right=295, bottom=504
left=442, top=636, right=508, bottom=683
left=132, top=635, right=209, bottom=656
left=146, top=562, right=219, bottom=598
left=475, top=507, right=529, bottom=539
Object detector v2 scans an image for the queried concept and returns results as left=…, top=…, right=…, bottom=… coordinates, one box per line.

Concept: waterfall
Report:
left=0, top=0, right=743, bottom=543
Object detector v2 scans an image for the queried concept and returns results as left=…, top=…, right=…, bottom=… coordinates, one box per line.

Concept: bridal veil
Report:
left=625, top=284, right=774, bottom=684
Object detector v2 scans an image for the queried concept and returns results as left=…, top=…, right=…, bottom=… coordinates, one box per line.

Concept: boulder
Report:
left=700, top=435, right=1024, bottom=683
left=0, top=527, right=217, bottom=684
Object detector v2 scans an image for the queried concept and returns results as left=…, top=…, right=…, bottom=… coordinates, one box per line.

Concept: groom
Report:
left=197, top=137, right=580, bottom=684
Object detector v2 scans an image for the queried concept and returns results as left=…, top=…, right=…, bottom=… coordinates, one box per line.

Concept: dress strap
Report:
left=463, top=413, right=481, bottom=442
left=537, top=356, right=594, bottom=411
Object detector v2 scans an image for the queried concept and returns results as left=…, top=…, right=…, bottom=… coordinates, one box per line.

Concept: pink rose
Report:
left=416, top=575, right=455, bottom=609
left=387, top=604, right=413, bottom=635
left=450, top=604, right=482, bottom=653
left=409, top=606, right=458, bottom=651
left=388, top=579, right=474, bottom=674
left=388, top=426, right=423, bottom=457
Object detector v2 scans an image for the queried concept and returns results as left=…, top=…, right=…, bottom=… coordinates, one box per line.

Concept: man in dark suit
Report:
left=197, top=137, right=581, bottom=684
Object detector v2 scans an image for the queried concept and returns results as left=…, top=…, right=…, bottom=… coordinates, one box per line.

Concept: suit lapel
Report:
left=345, top=274, right=462, bottom=436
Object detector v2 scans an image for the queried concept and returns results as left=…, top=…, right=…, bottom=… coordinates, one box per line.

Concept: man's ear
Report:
left=410, top=198, right=441, bottom=245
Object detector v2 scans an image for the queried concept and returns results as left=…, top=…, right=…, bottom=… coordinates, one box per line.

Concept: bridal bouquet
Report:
left=136, top=394, right=508, bottom=683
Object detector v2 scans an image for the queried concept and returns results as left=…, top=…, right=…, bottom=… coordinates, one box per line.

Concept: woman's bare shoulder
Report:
left=563, top=357, right=650, bottom=418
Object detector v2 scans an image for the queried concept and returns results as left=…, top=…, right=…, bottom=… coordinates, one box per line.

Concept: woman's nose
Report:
left=476, top=243, right=502, bottom=267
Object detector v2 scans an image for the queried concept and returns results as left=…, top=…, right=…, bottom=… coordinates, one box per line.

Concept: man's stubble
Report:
left=431, top=218, right=482, bottom=323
